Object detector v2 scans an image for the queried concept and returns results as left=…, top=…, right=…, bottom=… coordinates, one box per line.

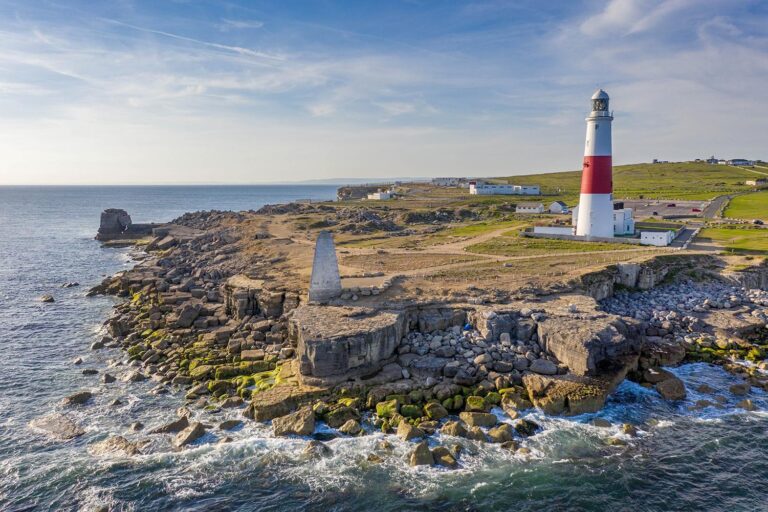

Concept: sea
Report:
left=0, top=185, right=767, bottom=512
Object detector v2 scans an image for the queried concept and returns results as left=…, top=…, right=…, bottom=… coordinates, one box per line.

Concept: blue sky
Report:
left=0, top=0, right=766, bottom=184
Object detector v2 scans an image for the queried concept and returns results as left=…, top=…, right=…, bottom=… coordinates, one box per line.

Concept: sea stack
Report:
left=575, top=89, right=614, bottom=238
left=308, top=230, right=342, bottom=302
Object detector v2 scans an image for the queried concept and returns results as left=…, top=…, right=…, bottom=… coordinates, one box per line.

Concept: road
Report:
left=702, top=194, right=731, bottom=219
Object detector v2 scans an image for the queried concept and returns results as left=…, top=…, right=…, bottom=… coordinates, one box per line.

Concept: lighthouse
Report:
left=575, top=89, right=614, bottom=238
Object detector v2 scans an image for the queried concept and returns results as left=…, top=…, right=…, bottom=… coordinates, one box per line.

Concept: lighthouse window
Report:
left=595, top=125, right=599, bottom=129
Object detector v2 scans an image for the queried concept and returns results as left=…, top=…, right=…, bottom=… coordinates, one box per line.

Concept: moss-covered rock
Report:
left=400, top=404, right=422, bottom=419
left=376, top=399, right=400, bottom=418
left=190, top=364, right=213, bottom=380
left=465, top=395, right=487, bottom=412
left=424, top=402, right=448, bottom=420
left=484, top=392, right=502, bottom=406
left=324, top=406, right=360, bottom=428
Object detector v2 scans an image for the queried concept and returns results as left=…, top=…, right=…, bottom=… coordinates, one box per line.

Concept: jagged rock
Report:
left=431, top=446, right=458, bottom=468
left=729, top=383, right=750, bottom=396
left=88, top=435, right=142, bottom=456
left=173, top=421, right=206, bottom=447
left=737, top=399, right=756, bottom=411
left=29, top=413, right=84, bottom=440
left=149, top=416, right=189, bottom=434
left=465, top=426, right=487, bottom=442
left=397, top=420, right=424, bottom=441
left=219, top=419, right=242, bottom=430
left=101, top=373, right=116, bottom=384
left=40, top=294, right=55, bottom=303
left=290, top=305, right=406, bottom=385
left=409, top=441, right=434, bottom=466
left=303, top=440, right=332, bottom=458
left=424, top=402, right=448, bottom=420
left=487, top=423, right=514, bottom=443
left=529, top=359, right=557, bottom=375
left=440, top=420, right=468, bottom=437
left=459, top=412, right=497, bottom=428
left=514, top=418, right=541, bottom=437
left=62, top=391, right=93, bottom=406
left=324, top=406, right=360, bottom=428
left=273, top=406, right=315, bottom=437
left=655, top=376, right=686, bottom=401
left=338, top=419, right=362, bottom=435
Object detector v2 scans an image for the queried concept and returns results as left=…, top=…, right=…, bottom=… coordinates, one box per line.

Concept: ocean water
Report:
left=1, top=186, right=767, bottom=512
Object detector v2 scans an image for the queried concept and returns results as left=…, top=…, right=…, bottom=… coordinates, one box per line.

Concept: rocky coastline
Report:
left=43, top=207, right=768, bottom=467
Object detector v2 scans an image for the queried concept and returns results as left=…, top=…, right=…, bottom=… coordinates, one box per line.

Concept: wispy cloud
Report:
left=217, top=18, right=264, bottom=31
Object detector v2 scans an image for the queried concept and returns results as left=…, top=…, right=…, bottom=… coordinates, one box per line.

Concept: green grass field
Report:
left=724, top=191, right=768, bottom=221
left=499, top=162, right=758, bottom=202
left=466, top=233, right=640, bottom=256
left=698, top=227, right=768, bottom=254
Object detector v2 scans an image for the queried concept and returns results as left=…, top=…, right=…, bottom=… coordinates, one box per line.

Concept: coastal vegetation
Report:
left=724, top=190, right=768, bottom=221
left=698, top=226, right=768, bottom=254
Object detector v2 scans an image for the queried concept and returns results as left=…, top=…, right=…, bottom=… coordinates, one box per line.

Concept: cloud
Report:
left=308, top=103, right=335, bottom=116
left=217, top=18, right=264, bottom=31
left=579, top=0, right=697, bottom=37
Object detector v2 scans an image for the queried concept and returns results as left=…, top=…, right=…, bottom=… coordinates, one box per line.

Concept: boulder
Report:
left=465, top=426, right=488, bottom=442
left=273, top=406, right=315, bottom=437
left=173, top=421, right=206, bottom=447
left=303, top=440, right=333, bottom=459
left=397, top=420, right=425, bottom=441
left=62, top=391, right=93, bottom=406
left=487, top=423, right=514, bottom=443
left=729, top=383, right=750, bottom=396
left=440, top=420, right=468, bottom=438
left=529, top=359, right=558, bottom=375
left=655, top=376, right=686, bottom=401
left=324, top=406, right=360, bottom=428
left=219, top=419, right=242, bottom=431
left=88, top=435, right=142, bottom=456
left=149, top=416, right=190, bottom=434
left=459, top=412, right=497, bottom=428
left=514, top=418, right=540, bottom=437
left=290, top=306, right=407, bottom=386
left=535, top=296, right=640, bottom=376
left=424, top=402, right=448, bottom=420
left=431, top=446, right=458, bottom=468
left=409, top=441, right=434, bottom=466
left=29, top=413, right=84, bottom=440
left=338, top=419, right=362, bottom=436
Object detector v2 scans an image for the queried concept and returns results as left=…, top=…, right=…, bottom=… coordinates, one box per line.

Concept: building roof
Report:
left=592, top=89, right=609, bottom=100
left=551, top=201, right=567, bottom=207
left=518, top=202, right=544, bottom=208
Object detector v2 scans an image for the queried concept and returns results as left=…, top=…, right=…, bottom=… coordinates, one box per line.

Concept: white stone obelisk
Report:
left=308, top=230, right=342, bottom=302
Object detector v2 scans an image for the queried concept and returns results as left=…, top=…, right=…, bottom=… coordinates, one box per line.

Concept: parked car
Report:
left=691, top=208, right=702, bottom=212
left=652, top=211, right=659, bottom=216
left=666, top=203, right=676, bottom=207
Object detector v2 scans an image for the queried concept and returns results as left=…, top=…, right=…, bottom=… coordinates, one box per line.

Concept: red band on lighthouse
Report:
left=580, top=155, right=613, bottom=194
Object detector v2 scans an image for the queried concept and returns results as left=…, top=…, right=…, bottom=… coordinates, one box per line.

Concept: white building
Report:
left=469, top=181, right=541, bottom=195
left=549, top=201, right=569, bottom=214
left=367, top=190, right=393, bottom=200
left=640, top=231, right=674, bottom=246
left=516, top=202, right=545, bottom=214
left=613, top=208, right=635, bottom=235
left=746, top=179, right=767, bottom=186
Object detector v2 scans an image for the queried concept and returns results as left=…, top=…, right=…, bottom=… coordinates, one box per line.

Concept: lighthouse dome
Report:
left=590, top=89, right=609, bottom=113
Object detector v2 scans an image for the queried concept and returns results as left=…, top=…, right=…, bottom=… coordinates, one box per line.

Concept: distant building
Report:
left=367, top=189, right=393, bottom=200
left=640, top=231, right=675, bottom=247
left=746, top=178, right=767, bottom=186
left=469, top=181, right=541, bottom=195
left=706, top=156, right=719, bottom=164
left=516, top=202, right=545, bottom=214
left=432, top=177, right=464, bottom=187
left=728, top=159, right=754, bottom=166
left=549, top=201, right=569, bottom=214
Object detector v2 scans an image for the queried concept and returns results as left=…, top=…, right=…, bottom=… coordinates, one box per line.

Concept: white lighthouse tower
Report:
left=575, top=89, right=614, bottom=238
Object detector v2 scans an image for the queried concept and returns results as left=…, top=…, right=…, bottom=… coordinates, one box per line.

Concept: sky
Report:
left=0, top=0, right=766, bottom=185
